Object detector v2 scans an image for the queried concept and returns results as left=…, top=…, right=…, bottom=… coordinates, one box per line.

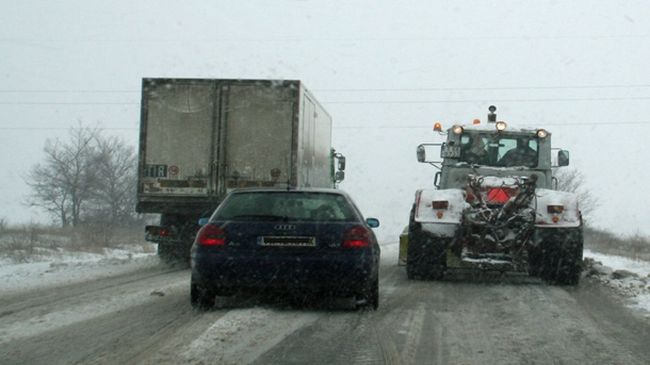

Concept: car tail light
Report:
left=196, top=224, right=226, bottom=246
left=342, top=225, right=371, bottom=248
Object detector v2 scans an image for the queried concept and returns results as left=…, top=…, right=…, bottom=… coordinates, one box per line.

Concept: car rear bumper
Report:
left=191, top=248, right=377, bottom=293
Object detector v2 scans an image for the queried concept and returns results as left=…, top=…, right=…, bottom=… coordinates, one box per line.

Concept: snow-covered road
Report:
left=1, top=244, right=649, bottom=364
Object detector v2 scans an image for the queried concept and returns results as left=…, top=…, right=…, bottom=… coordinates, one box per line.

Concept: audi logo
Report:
left=274, top=224, right=296, bottom=231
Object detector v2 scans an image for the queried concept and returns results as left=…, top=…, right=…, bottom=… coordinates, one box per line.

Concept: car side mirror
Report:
left=335, top=170, right=345, bottom=182
left=366, top=217, right=380, bottom=228
left=558, top=150, right=570, bottom=166
left=197, top=217, right=210, bottom=226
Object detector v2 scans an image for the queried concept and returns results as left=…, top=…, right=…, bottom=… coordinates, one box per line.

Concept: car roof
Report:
left=228, top=187, right=350, bottom=196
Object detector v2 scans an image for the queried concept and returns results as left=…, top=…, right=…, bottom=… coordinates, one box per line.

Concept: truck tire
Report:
left=159, top=214, right=199, bottom=264
left=538, top=228, right=583, bottom=285
left=157, top=242, right=174, bottom=263
left=190, top=282, right=215, bottom=310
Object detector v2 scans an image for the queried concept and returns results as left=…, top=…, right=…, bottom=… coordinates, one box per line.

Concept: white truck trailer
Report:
left=136, top=78, right=345, bottom=261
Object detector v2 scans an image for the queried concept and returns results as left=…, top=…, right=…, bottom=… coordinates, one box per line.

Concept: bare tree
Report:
left=25, top=125, right=99, bottom=227
left=86, top=135, right=138, bottom=226
left=554, top=168, right=598, bottom=220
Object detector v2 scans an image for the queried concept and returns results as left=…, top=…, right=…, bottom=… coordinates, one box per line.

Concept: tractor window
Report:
left=497, top=138, right=538, bottom=167
left=460, top=135, right=489, bottom=165
left=460, top=134, right=538, bottom=167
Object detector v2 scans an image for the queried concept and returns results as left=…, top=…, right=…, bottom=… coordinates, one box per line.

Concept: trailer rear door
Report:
left=218, top=83, right=295, bottom=194
left=140, top=80, right=216, bottom=197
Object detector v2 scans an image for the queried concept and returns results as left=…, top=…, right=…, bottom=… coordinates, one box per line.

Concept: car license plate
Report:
left=260, top=236, right=316, bottom=247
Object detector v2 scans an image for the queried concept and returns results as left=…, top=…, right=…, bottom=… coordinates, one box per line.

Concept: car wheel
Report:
left=366, top=273, right=379, bottom=310
left=191, top=283, right=215, bottom=310
left=355, top=274, right=379, bottom=310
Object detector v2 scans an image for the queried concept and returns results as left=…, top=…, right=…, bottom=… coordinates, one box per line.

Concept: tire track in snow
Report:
left=0, top=265, right=185, bottom=319
left=178, top=308, right=319, bottom=365
left=0, top=270, right=188, bottom=345
left=400, top=302, right=426, bottom=365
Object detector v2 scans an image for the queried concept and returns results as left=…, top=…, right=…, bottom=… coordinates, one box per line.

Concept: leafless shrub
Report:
left=0, top=222, right=151, bottom=260
left=585, top=227, right=650, bottom=261
left=0, top=228, right=39, bottom=263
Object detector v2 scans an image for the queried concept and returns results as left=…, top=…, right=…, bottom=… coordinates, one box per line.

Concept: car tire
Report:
left=190, top=283, right=215, bottom=310
left=367, top=274, right=379, bottom=310
left=355, top=274, right=379, bottom=310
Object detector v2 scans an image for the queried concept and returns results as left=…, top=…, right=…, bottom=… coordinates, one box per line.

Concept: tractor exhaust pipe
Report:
left=488, top=105, right=497, bottom=123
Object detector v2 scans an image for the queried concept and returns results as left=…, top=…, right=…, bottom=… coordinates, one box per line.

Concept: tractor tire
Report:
left=406, top=225, right=446, bottom=280
left=538, top=228, right=583, bottom=285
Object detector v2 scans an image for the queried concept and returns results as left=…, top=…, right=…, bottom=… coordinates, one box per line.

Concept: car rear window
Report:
left=215, top=192, right=358, bottom=222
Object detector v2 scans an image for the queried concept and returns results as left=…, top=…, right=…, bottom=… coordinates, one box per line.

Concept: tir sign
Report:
left=144, top=164, right=168, bottom=178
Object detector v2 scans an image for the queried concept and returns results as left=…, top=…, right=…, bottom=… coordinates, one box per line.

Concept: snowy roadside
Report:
left=583, top=249, right=650, bottom=317
left=3, top=239, right=647, bottom=319
left=0, top=241, right=396, bottom=298
left=0, top=245, right=160, bottom=296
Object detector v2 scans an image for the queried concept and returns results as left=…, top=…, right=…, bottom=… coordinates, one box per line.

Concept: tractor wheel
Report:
left=539, top=229, right=583, bottom=285
left=406, top=225, right=446, bottom=280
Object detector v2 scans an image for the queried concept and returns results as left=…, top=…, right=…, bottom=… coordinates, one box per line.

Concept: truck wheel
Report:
left=191, top=283, right=215, bottom=310
left=157, top=242, right=174, bottom=263
left=160, top=214, right=200, bottom=264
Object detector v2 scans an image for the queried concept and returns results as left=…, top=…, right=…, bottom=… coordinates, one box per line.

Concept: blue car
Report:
left=190, top=188, right=380, bottom=310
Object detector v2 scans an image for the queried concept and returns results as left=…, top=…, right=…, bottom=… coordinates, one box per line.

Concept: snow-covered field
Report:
left=0, top=246, right=159, bottom=296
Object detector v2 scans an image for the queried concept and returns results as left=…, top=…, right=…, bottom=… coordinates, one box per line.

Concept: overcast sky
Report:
left=2, top=1, right=649, bottom=240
